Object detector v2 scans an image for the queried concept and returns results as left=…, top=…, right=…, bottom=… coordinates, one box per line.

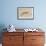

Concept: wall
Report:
left=0, top=0, right=46, bottom=29
left=0, top=0, right=46, bottom=43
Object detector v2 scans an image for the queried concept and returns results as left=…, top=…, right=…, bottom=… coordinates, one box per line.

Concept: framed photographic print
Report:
left=17, top=7, right=34, bottom=20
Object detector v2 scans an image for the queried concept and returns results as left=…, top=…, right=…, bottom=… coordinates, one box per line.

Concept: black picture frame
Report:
left=17, top=7, right=34, bottom=20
